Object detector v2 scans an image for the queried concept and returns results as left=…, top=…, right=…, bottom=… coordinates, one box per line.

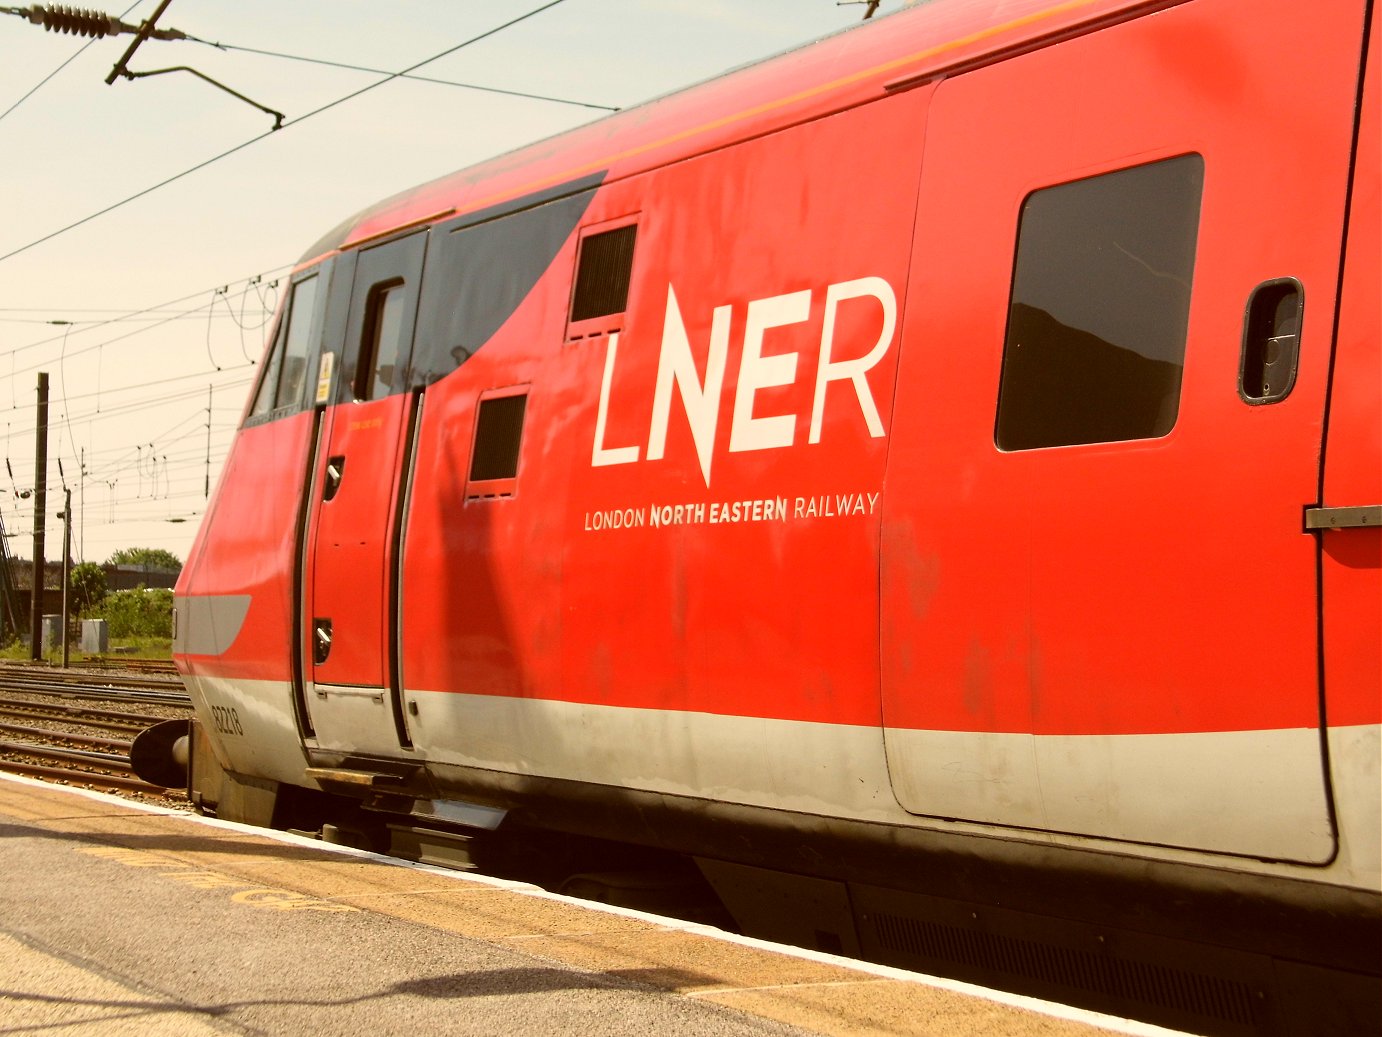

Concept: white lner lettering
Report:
left=810, top=277, right=896, bottom=444
left=594, top=277, right=897, bottom=486
left=591, top=331, right=640, bottom=467
left=646, top=285, right=731, bottom=485
left=729, top=289, right=811, bottom=455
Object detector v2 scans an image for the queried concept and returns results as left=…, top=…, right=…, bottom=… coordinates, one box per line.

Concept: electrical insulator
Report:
left=31, top=5, right=119, bottom=37
left=1, top=4, right=188, bottom=41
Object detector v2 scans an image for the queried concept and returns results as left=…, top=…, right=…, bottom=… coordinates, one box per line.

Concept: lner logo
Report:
left=592, top=277, right=897, bottom=486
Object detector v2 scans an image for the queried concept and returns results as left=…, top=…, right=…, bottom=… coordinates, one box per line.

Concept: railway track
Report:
left=71, top=656, right=179, bottom=676
left=0, top=661, right=188, bottom=705
left=0, top=663, right=192, bottom=805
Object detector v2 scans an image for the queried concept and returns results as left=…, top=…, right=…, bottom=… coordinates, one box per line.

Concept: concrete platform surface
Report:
left=0, top=776, right=1193, bottom=1036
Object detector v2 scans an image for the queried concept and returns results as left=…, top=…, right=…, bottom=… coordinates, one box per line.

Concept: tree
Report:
left=98, top=587, right=175, bottom=638
left=70, top=562, right=107, bottom=614
left=105, top=547, right=182, bottom=572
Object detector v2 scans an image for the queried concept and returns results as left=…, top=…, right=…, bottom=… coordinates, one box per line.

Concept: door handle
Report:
left=1239, top=278, right=1303, bottom=404
left=313, top=619, right=333, bottom=664
left=1305, top=506, right=1381, bottom=531
left=324, top=455, right=345, bottom=501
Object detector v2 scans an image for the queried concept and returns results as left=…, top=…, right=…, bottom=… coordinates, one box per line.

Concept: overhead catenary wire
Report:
left=87, top=446, right=234, bottom=477
left=8, top=386, right=248, bottom=515
left=0, top=0, right=575, bottom=266
left=3, top=0, right=610, bottom=551
left=187, top=38, right=619, bottom=113
left=68, top=382, right=249, bottom=423
left=0, top=0, right=588, bottom=555
left=5, top=297, right=255, bottom=494
left=3, top=294, right=267, bottom=378
left=0, top=1, right=142, bottom=125
left=8, top=318, right=250, bottom=542
left=18, top=441, right=237, bottom=503
left=79, top=431, right=237, bottom=469
left=5, top=0, right=288, bottom=131
left=42, top=407, right=238, bottom=464
left=0, top=264, right=291, bottom=359
left=9, top=360, right=251, bottom=427
left=55, top=358, right=253, bottom=406
left=233, top=278, right=276, bottom=362
left=4, top=4, right=585, bottom=548
left=0, top=305, right=271, bottom=315
left=50, top=373, right=253, bottom=428
left=68, top=409, right=245, bottom=445
left=0, top=310, right=271, bottom=325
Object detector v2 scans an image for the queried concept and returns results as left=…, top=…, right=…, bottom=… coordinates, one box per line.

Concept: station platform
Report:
left=0, top=775, right=1189, bottom=1036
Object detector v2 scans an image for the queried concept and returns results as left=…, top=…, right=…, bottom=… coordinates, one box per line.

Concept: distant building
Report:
left=103, top=563, right=180, bottom=593
left=7, top=559, right=179, bottom=592
left=2, top=559, right=179, bottom=642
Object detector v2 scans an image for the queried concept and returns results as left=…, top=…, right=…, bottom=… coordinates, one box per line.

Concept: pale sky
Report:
left=0, top=0, right=878, bottom=566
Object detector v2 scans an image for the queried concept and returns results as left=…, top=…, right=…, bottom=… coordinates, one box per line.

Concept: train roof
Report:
left=299, top=0, right=1163, bottom=265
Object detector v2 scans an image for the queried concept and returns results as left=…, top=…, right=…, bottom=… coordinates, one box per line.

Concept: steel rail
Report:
left=0, top=697, right=177, bottom=727
left=0, top=706, right=154, bottom=734
left=0, top=758, right=167, bottom=794
left=0, top=720, right=130, bottom=750
left=0, top=738, right=131, bottom=769
left=0, top=677, right=190, bottom=705
left=70, top=658, right=179, bottom=676
left=0, top=659, right=179, bottom=678
left=0, top=662, right=186, bottom=690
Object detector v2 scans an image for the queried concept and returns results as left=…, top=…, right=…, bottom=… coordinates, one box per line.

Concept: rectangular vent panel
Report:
left=571, top=224, right=636, bottom=322
left=469, top=393, right=527, bottom=483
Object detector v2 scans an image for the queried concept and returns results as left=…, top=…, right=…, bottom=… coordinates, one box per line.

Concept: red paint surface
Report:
left=1320, top=9, right=1382, bottom=731
left=176, top=413, right=312, bottom=682
left=881, top=0, right=1367, bottom=736
left=178, top=0, right=1378, bottom=751
left=318, top=0, right=1167, bottom=264
left=399, top=94, right=929, bottom=726
left=307, top=395, right=410, bottom=687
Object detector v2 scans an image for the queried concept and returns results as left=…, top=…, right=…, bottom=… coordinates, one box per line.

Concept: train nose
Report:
left=130, top=718, right=191, bottom=789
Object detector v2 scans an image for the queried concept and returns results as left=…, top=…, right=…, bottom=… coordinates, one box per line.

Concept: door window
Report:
left=355, top=280, right=406, bottom=401
left=995, top=155, right=1204, bottom=450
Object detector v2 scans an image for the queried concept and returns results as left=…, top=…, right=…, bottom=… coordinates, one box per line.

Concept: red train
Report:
left=163, top=0, right=1380, bottom=1031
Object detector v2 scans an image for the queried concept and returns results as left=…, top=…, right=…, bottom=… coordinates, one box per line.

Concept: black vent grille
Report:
left=873, top=911, right=1259, bottom=1028
left=571, top=224, right=637, bottom=322
left=469, top=393, right=527, bottom=482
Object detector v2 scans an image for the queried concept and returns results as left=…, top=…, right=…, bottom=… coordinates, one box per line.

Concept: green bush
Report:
left=87, top=586, right=174, bottom=638
left=70, top=562, right=108, bottom=613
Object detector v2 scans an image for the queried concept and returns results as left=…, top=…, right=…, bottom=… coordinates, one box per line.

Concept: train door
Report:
left=879, top=0, right=1367, bottom=860
left=301, top=231, right=427, bottom=756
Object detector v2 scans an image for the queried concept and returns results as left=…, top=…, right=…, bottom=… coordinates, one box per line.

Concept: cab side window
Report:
left=250, top=274, right=320, bottom=418
left=994, top=155, right=1204, bottom=451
